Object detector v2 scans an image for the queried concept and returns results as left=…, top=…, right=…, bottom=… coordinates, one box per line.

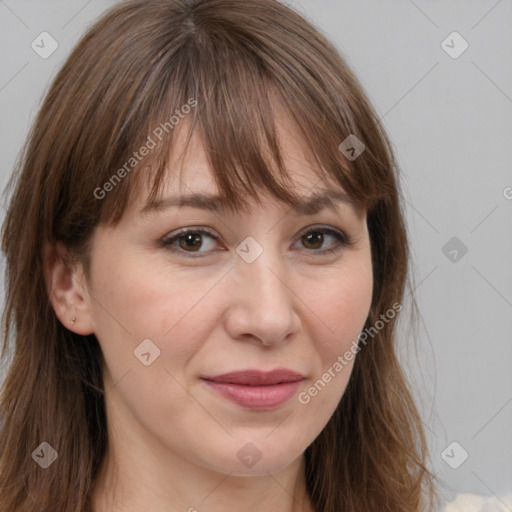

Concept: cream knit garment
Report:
left=443, top=493, right=512, bottom=511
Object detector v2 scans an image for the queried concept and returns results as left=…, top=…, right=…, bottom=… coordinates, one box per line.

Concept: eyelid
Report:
left=295, top=224, right=349, bottom=243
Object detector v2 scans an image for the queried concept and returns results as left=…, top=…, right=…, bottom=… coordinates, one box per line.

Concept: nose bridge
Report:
left=239, top=238, right=290, bottom=308
left=250, top=254, right=287, bottom=303
left=228, top=237, right=299, bottom=344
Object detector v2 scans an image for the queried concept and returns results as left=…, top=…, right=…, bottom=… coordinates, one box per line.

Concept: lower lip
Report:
left=202, top=379, right=302, bottom=410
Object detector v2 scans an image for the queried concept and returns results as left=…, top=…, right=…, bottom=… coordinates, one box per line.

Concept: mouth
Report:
left=202, top=369, right=305, bottom=386
left=201, top=369, right=305, bottom=410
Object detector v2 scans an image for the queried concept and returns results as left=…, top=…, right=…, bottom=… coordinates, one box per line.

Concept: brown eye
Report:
left=302, top=231, right=324, bottom=250
left=162, top=228, right=219, bottom=257
left=161, top=225, right=351, bottom=259
left=178, top=233, right=203, bottom=252
left=295, top=227, right=351, bottom=255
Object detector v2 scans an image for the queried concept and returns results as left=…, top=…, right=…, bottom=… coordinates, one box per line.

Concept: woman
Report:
left=0, top=0, right=440, bottom=510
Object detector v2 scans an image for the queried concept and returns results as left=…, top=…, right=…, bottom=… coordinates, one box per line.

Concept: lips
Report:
left=201, top=369, right=304, bottom=386
left=201, top=369, right=305, bottom=410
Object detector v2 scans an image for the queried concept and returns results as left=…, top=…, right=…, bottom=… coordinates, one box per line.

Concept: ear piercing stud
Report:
left=70, top=302, right=77, bottom=324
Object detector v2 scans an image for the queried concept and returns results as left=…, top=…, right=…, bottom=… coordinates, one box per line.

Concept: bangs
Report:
left=94, top=2, right=389, bottom=227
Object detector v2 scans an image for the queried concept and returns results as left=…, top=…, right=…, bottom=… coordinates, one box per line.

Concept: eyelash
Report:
left=160, top=225, right=353, bottom=258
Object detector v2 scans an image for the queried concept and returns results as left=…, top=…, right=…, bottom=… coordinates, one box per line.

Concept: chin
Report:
left=195, top=435, right=308, bottom=476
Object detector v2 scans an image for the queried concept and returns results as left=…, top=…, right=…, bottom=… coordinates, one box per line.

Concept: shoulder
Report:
left=442, top=493, right=512, bottom=512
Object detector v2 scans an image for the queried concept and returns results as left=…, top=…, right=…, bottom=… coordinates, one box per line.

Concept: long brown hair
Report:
left=0, top=0, right=439, bottom=510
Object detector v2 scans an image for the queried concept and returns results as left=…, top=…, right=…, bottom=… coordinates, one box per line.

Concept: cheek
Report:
left=88, top=250, right=222, bottom=385
left=305, top=256, right=373, bottom=358
left=87, top=252, right=214, bottom=427
left=294, top=258, right=372, bottom=429
left=89, top=242, right=199, bottom=336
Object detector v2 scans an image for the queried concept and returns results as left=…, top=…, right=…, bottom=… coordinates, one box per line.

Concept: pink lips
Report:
left=201, top=369, right=304, bottom=410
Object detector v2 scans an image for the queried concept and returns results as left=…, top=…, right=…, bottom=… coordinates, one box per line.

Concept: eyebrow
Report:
left=139, top=189, right=354, bottom=217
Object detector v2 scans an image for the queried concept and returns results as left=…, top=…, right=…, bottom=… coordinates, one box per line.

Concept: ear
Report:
left=43, top=241, right=96, bottom=335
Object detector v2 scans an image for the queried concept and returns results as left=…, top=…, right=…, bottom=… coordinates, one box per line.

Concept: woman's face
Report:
left=77, top=118, right=373, bottom=476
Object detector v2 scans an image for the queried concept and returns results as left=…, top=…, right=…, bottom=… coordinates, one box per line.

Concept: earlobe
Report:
left=43, top=241, right=95, bottom=335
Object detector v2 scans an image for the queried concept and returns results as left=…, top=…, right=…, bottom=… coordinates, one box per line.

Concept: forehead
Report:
left=136, top=116, right=351, bottom=215
left=163, top=145, right=324, bottom=201
left=141, top=159, right=352, bottom=224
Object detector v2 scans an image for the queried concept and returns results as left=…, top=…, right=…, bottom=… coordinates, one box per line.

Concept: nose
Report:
left=223, top=248, right=301, bottom=346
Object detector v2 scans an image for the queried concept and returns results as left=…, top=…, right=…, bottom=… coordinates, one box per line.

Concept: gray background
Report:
left=0, top=0, right=511, bottom=503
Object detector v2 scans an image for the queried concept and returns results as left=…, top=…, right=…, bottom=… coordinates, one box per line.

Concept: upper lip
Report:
left=201, top=369, right=305, bottom=386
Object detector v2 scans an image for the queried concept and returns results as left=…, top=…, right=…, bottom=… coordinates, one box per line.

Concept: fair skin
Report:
left=44, top=115, right=373, bottom=512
